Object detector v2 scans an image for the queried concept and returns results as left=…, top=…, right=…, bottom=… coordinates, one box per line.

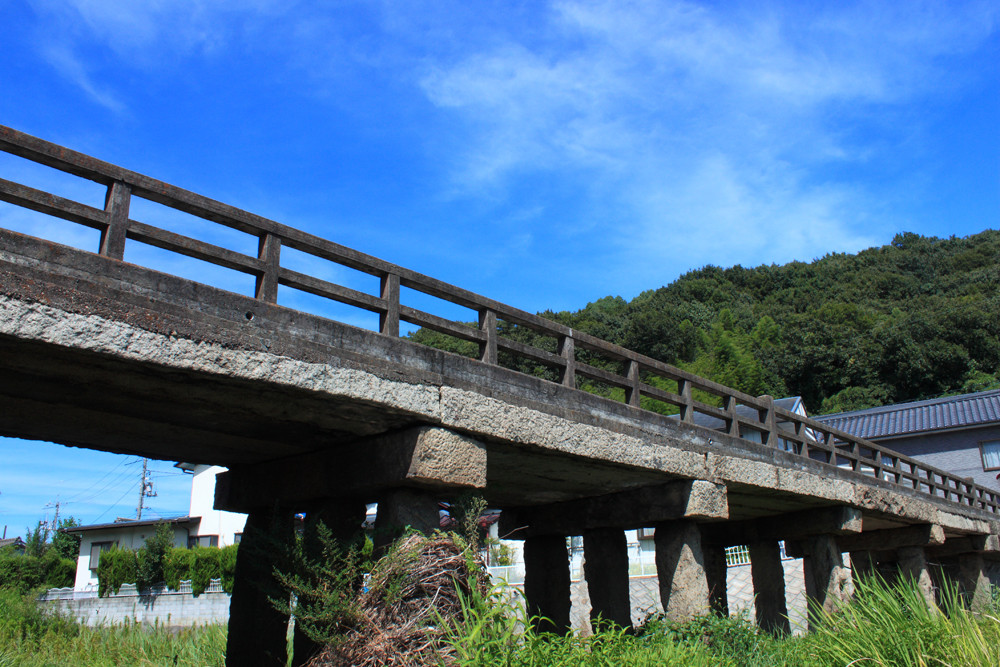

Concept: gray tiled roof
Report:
left=814, top=389, right=1000, bottom=440
left=686, top=396, right=803, bottom=430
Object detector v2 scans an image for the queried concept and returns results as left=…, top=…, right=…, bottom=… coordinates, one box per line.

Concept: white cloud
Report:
left=414, top=0, right=997, bottom=281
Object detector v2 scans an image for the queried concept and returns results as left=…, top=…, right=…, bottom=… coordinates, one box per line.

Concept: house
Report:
left=63, top=463, right=247, bottom=591
left=0, top=536, right=26, bottom=554
left=813, top=388, right=1000, bottom=491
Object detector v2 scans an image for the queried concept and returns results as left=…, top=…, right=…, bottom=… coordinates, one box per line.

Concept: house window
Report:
left=233, top=533, right=242, bottom=544
left=188, top=535, right=219, bottom=548
left=980, top=440, right=1000, bottom=471
left=637, top=527, right=656, bottom=540
left=89, top=541, right=114, bottom=570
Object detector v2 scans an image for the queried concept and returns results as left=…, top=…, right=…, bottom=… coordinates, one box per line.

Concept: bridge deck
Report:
left=1, top=125, right=998, bottom=538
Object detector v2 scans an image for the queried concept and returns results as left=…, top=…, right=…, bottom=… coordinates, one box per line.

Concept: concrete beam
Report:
left=704, top=506, right=862, bottom=548
left=925, top=534, right=1000, bottom=559
left=836, top=524, right=945, bottom=553
left=216, top=426, right=486, bottom=512
left=499, top=480, right=728, bottom=538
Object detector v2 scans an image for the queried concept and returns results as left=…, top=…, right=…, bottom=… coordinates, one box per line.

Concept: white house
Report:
left=63, top=463, right=247, bottom=591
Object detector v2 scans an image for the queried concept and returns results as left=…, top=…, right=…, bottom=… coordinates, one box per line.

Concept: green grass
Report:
left=440, top=576, right=1000, bottom=667
left=3, top=575, right=999, bottom=666
left=0, top=588, right=226, bottom=667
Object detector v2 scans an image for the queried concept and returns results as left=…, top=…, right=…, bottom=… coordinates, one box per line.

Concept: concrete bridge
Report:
left=2, top=125, right=999, bottom=665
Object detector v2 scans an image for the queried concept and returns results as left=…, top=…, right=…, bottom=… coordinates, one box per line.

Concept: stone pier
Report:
left=582, top=528, right=632, bottom=629
left=749, top=541, right=789, bottom=635
left=655, top=520, right=710, bottom=621
left=524, top=534, right=572, bottom=634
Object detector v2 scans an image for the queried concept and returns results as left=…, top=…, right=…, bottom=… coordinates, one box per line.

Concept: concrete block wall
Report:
left=40, top=580, right=231, bottom=630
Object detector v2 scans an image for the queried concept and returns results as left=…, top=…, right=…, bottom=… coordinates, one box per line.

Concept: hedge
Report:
left=101, top=544, right=239, bottom=597
left=0, top=548, right=75, bottom=594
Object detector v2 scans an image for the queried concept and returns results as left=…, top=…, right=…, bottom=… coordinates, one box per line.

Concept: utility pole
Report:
left=42, top=499, right=60, bottom=540
left=136, top=458, right=157, bottom=520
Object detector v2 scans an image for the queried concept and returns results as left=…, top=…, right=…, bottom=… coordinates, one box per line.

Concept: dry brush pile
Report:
left=301, top=532, right=489, bottom=667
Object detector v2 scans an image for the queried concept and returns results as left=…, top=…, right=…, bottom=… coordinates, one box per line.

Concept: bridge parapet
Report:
left=2, top=124, right=999, bottom=517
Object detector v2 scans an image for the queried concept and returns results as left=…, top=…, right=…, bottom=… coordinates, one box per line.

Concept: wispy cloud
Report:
left=407, top=0, right=998, bottom=285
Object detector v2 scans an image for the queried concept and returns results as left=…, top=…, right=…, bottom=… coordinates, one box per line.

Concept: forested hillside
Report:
left=411, top=230, right=1000, bottom=415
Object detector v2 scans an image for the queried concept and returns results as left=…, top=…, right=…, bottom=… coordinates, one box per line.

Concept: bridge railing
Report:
left=2, top=125, right=997, bottom=515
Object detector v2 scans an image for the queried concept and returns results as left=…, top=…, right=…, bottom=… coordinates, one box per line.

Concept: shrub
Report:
left=0, top=547, right=75, bottom=594
left=163, top=545, right=238, bottom=596
left=97, top=546, right=138, bottom=597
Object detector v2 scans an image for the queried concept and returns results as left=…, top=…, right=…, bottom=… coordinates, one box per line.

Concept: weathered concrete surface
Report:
left=582, top=529, right=631, bottom=629
left=897, top=546, right=937, bottom=608
left=703, top=542, right=729, bottom=615
left=958, top=553, right=992, bottom=611
left=217, top=426, right=486, bottom=512
left=524, top=534, right=571, bottom=634
left=749, top=541, right=790, bottom=635
left=801, top=535, right=853, bottom=629
left=374, top=488, right=440, bottom=548
left=654, top=520, right=710, bottom=621
left=499, top=480, right=728, bottom=537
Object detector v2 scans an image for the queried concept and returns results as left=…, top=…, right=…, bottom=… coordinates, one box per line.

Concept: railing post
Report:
left=758, top=395, right=776, bottom=446
left=724, top=395, right=740, bottom=437
left=99, top=181, right=131, bottom=260
left=625, top=360, right=641, bottom=407
left=679, top=380, right=694, bottom=423
left=380, top=272, right=400, bottom=337
left=479, top=309, right=497, bottom=365
left=254, top=233, right=281, bottom=303
left=559, top=335, right=575, bottom=388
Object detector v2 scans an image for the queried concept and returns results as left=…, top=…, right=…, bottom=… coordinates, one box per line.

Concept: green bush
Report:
left=162, top=545, right=239, bottom=596
left=97, top=546, right=138, bottom=597
left=164, top=546, right=196, bottom=591
left=0, top=547, right=75, bottom=594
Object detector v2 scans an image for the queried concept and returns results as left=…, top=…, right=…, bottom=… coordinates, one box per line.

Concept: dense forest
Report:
left=411, top=230, right=1000, bottom=415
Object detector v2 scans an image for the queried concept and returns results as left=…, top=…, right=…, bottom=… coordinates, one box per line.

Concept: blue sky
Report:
left=1, top=0, right=998, bottom=539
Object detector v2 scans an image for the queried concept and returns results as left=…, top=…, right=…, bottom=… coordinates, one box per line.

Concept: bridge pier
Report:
left=524, top=534, right=572, bottom=634
left=749, top=540, right=790, bottom=635
left=703, top=541, right=729, bottom=616
left=654, top=520, right=711, bottom=621
left=958, top=553, right=992, bottom=610
left=226, top=505, right=295, bottom=667
left=799, top=534, right=853, bottom=628
left=582, top=528, right=632, bottom=629
left=897, top=546, right=936, bottom=608
left=374, top=487, right=440, bottom=549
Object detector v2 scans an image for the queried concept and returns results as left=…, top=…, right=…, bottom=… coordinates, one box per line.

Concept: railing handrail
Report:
left=2, top=125, right=997, bottom=516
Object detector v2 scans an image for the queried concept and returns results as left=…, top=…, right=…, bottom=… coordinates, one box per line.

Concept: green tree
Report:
left=51, top=517, right=82, bottom=561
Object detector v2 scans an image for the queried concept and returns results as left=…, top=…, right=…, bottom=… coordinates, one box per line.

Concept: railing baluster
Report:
left=99, top=181, right=131, bottom=260
left=724, top=395, right=740, bottom=437
left=559, top=335, right=576, bottom=388
left=679, top=380, right=694, bottom=423
left=625, top=360, right=641, bottom=407
left=479, top=309, right=498, bottom=365
left=758, top=395, right=776, bottom=446
left=255, top=233, right=281, bottom=303
left=380, top=273, right=400, bottom=336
